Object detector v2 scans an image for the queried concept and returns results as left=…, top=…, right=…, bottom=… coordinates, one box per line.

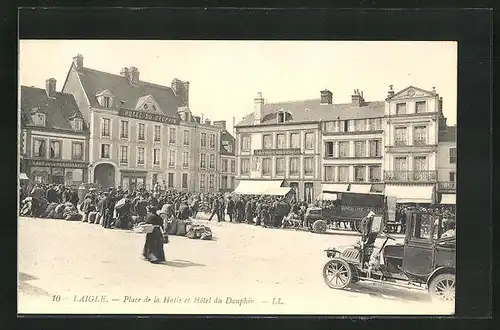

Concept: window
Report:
left=413, top=156, right=427, bottom=171
left=304, top=157, right=314, bottom=175
left=200, top=174, right=206, bottom=189
left=290, top=157, right=300, bottom=175
left=49, top=141, right=61, bottom=159
left=168, top=150, right=175, bottom=168
left=276, top=158, right=285, bottom=175
left=354, top=141, right=366, bottom=158
left=354, top=119, right=366, bottom=132
left=153, top=149, right=160, bottom=165
left=324, top=122, right=335, bottom=132
left=182, top=174, right=188, bottom=189
left=395, top=127, right=407, bottom=146
left=369, top=166, right=382, bottom=182
left=138, top=123, right=145, bottom=140
left=201, top=133, right=207, bottom=147
left=449, top=148, right=456, bottom=163
left=34, top=113, right=46, bottom=126
left=72, top=142, right=83, bottom=160
left=154, top=125, right=161, bottom=142
left=222, top=159, right=228, bottom=172
left=152, top=174, right=158, bottom=185
left=395, top=157, right=408, bottom=172
left=241, top=158, right=250, bottom=175
left=449, top=172, right=456, bottom=182
left=263, top=134, right=272, bottom=149
left=101, top=118, right=110, bottom=137
left=338, top=166, right=349, bottom=182
left=167, top=173, right=174, bottom=188
left=325, top=166, right=335, bottom=182
left=169, top=128, right=176, bottom=144
left=209, top=154, right=215, bottom=169
left=183, top=130, right=190, bottom=145
left=305, top=132, right=315, bottom=150
left=103, top=96, right=111, bottom=108
left=137, top=147, right=145, bottom=164
left=290, top=133, right=300, bottom=148
left=209, top=174, right=214, bottom=189
left=416, top=101, right=426, bottom=113
left=276, top=134, right=285, bottom=149
left=120, top=146, right=128, bottom=164
left=325, top=142, right=334, bottom=158
left=209, top=134, right=216, bottom=149
left=182, top=152, right=189, bottom=168
left=101, top=144, right=110, bottom=158
left=231, top=160, right=235, bottom=173
left=338, top=141, right=350, bottom=158
left=200, top=154, right=206, bottom=169
left=368, top=118, right=382, bottom=131
left=73, top=118, right=83, bottom=131
left=277, top=112, right=285, bottom=123
left=339, top=120, right=348, bottom=132
left=33, top=139, right=46, bottom=157
left=413, top=126, right=427, bottom=146
left=354, top=166, right=365, bottom=182
left=241, top=135, right=251, bottom=151
left=369, top=140, right=381, bottom=157
left=120, top=121, right=129, bottom=138
left=221, top=176, right=228, bottom=189
left=396, top=103, right=407, bottom=115
left=262, top=158, right=272, bottom=175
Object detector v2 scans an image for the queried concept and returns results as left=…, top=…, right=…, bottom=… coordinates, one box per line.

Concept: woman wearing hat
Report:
left=142, top=205, right=166, bottom=264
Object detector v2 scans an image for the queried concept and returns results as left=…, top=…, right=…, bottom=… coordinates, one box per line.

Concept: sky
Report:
left=19, top=40, right=457, bottom=133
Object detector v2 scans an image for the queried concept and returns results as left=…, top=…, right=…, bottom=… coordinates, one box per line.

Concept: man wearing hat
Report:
left=360, top=211, right=376, bottom=243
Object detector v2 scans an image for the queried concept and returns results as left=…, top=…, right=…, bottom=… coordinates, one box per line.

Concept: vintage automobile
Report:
left=305, top=191, right=398, bottom=234
left=322, top=210, right=456, bottom=302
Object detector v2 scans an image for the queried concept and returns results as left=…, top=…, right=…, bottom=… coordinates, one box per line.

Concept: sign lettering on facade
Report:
left=118, top=108, right=180, bottom=125
left=254, top=148, right=301, bottom=156
left=30, top=160, right=88, bottom=169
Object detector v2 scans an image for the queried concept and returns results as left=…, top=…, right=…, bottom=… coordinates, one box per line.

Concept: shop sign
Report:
left=29, top=159, right=88, bottom=169
left=254, top=148, right=301, bottom=156
left=118, top=109, right=180, bottom=125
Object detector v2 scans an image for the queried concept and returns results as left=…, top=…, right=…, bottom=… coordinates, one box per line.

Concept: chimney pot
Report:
left=45, top=78, right=57, bottom=97
left=351, top=89, right=365, bottom=106
left=205, top=118, right=211, bottom=125
left=120, top=67, right=129, bottom=77
left=320, top=89, right=333, bottom=105
left=72, top=54, right=83, bottom=71
left=387, top=85, right=395, bottom=98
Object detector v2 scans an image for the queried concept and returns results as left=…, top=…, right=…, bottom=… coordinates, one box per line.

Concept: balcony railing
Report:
left=438, top=181, right=456, bottom=191
left=384, top=170, right=437, bottom=182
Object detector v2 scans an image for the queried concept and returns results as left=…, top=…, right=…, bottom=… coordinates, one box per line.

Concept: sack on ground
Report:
left=176, top=220, right=187, bottom=236
left=88, top=211, right=98, bottom=223
left=167, top=219, right=178, bottom=235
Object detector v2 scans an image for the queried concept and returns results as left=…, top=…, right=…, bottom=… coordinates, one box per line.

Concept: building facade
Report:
left=437, top=125, right=456, bottom=204
left=62, top=54, right=221, bottom=192
left=20, top=79, right=90, bottom=187
left=214, top=120, right=236, bottom=192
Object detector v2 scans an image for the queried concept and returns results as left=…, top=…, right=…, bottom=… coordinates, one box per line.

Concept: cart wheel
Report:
left=428, top=273, right=455, bottom=303
left=353, top=221, right=362, bottom=233
left=323, top=258, right=353, bottom=289
left=312, top=220, right=327, bottom=233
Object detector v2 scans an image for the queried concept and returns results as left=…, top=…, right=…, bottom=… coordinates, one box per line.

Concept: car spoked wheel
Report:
left=429, top=273, right=455, bottom=302
left=323, top=258, right=352, bottom=289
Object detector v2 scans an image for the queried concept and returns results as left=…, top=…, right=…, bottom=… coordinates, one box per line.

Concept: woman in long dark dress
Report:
left=142, top=206, right=166, bottom=263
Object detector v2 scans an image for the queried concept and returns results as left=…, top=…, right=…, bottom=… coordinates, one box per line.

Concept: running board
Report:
left=357, top=277, right=427, bottom=291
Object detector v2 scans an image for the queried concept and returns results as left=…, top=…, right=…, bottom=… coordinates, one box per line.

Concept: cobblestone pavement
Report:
left=18, top=216, right=453, bottom=315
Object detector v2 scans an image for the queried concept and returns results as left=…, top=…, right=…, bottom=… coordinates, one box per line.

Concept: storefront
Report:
left=26, top=159, right=88, bottom=187
left=121, top=170, right=148, bottom=191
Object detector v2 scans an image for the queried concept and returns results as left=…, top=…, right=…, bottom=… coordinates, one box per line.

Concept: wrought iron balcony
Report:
left=384, top=170, right=438, bottom=182
left=438, top=181, right=456, bottom=191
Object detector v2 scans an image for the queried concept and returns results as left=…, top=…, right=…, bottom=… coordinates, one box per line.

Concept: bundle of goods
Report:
left=53, top=203, right=67, bottom=219
left=40, top=202, right=59, bottom=218
left=33, top=198, right=49, bottom=217
left=186, top=225, right=212, bottom=240
left=88, top=211, right=98, bottom=224
left=63, top=202, right=82, bottom=221
left=134, top=223, right=154, bottom=234
left=20, top=197, right=33, bottom=216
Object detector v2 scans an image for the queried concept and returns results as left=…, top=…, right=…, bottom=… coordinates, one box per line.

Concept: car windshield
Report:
left=433, top=216, right=457, bottom=240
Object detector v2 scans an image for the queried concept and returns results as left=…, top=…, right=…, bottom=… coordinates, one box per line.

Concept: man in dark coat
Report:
left=135, top=195, right=148, bottom=224
left=218, top=196, right=226, bottom=222
left=177, top=200, right=190, bottom=220
left=226, top=197, right=235, bottom=222
left=208, top=196, right=220, bottom=221
left=101, top=192, right=113, bottom=229
left=81, top=194, right=94, bottom=223
left=45, top=185, right=59, bottom=203
left=245, top=199, right=253, bottom=224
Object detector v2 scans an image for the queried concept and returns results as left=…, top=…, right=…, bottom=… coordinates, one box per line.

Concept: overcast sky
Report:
left=19, top=40, right=457, bottom=133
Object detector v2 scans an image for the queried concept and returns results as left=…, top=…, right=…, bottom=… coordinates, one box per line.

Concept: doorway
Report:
left=94, top=163, right=115, bottom=190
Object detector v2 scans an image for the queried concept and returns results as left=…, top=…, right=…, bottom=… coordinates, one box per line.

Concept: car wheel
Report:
left=428, top=273, right=455, bottom=303
left=353, top=221, right=362, bottom=233
left=323, top=258, right=352, bottom=289
left=312, top=219, right=327, bottom=233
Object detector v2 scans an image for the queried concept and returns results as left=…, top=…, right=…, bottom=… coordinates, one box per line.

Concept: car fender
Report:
left=426, top=266, right=455, bottom=287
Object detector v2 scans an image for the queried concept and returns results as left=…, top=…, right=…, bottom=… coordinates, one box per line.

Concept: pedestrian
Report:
left=81, top=194, right=94, bottom=223
left=208, top=196, right=220, bottom=221
left=142, top=206, right=166, bottom=264
left=218, top=196, right=226, bottom=221
left=226, top=196, right=235, bottom=222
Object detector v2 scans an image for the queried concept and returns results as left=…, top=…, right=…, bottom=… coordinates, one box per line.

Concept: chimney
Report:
left=171, top=79, right=190, bottom=106
left=205, top=118, right=211, bottom=125
left=120, top=67, right=129, bottom=78
left=254, top=92, right=264, bottom=124
left=387, top=85, right=395, bottom=98
left=45, top=78, right=57, bottom=98
left=73, top=54, right=83, bottom=71
left=320, top=89, right=333, bottom=105
left=213, top=120, right=227, bottom=130
left=351, top=89, right=365, bottom=106
left=129, top=66, right=140, bottom=85
left=438, top=97, right=443, bottom=112
left=193, top=116, right=201, bottom=124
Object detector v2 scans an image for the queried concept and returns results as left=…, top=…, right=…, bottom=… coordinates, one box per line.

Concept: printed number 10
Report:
left=52, top=295, right=61, bottom=302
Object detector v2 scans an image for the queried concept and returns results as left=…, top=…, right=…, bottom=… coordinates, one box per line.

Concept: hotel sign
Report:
left=29, top=159, right=89, bottom=169
left=118, top=109, right=180, bottom=125
left=254, top=148, right=301, bottom=156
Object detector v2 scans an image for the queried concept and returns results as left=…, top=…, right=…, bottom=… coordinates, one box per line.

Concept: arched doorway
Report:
left=93, top=163, right=115, bottom=190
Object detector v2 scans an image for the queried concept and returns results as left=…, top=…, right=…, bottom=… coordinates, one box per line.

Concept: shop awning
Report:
left=321, top=192, right=338, bottom=201
left=385, top=185, right=435, bottom=204
left=19, top=173, right=29, bottom=180
left=322, top=183, right=350, bottom=193
left=265, top=187, right=292, bottom=196
left=440, top=194, right=456, bottom=205
left=234, top=180, right=284, bottom=195
left=349, top=184, right=372, bottom=194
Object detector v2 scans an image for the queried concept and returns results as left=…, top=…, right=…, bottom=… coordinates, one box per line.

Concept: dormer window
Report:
left=96, top=90, right=114, bottom=108
left=33, top=113, right=46, bottom=126
left=144, top=104, right=148, bottom=110
left=103, top=97, right=111, bottom=108
left=72, top=118, right=83, bottom=131
left=277, top=109, right=291, bottom=123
